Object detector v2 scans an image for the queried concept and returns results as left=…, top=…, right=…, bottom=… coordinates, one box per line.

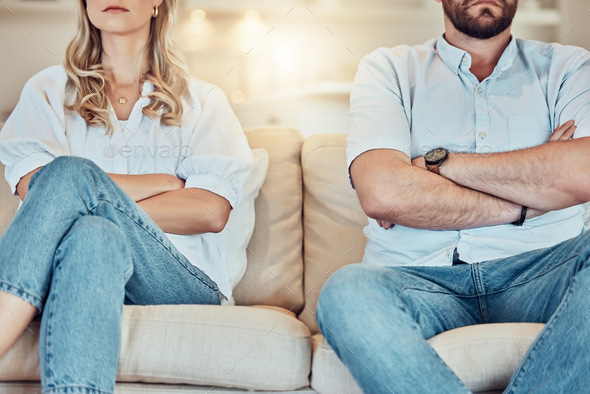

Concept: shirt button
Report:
left=477, top=87, right=483, bottom=94
left=479, top=132, right=487, bottom=139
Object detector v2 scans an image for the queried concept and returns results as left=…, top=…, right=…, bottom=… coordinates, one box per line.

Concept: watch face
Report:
left=425, top=148, right=448, bottom=164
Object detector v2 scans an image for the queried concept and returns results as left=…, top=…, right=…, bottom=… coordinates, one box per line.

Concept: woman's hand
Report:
left=16, top=167, right=42, bottom=201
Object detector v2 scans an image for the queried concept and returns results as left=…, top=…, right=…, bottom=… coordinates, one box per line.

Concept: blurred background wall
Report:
left=0, top=0, right=588, bottom=136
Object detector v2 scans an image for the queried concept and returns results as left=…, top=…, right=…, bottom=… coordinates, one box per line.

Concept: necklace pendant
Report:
left=118, top=97, right=127, bottom=104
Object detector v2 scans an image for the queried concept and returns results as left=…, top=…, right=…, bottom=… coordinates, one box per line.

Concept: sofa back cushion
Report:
left=300, top=134, right=368, bottom=332
left=234, top=127, right=305, bottom=312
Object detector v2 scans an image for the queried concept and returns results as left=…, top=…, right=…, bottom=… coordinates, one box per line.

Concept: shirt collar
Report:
left=437, top=34, right=469, bottom=75
left=141, top=80, right=155, bottom=96
left=493, top=36, right=518, bottom=77
left=139, top=80, right=155, bottom=107
left=436, top=34, right=519, bottom=78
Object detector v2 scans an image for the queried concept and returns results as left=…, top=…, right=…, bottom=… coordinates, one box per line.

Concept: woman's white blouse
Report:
left=0, top=66, right=253, bottom=300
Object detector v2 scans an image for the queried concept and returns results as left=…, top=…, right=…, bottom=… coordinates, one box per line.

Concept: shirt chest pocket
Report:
left=508, top=115, right=551, bottom=150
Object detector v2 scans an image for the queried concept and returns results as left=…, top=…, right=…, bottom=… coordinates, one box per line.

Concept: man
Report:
left=316, top=0, right=590, bottom=392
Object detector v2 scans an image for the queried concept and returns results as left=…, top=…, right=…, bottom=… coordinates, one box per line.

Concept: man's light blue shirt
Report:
left=348, top=35, right=590, bottom=267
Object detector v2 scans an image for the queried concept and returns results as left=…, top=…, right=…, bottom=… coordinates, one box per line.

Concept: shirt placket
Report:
left=458, top=56, right=492, bottom=153
left=122, top=83, right=155, bottom=175
left=474, top=82, right=491, bottom=154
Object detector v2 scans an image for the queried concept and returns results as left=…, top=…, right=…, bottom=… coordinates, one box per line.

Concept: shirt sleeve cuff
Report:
left=184, top=173, right=241, bottom=209
left=5, top=152, right=55, bottom=196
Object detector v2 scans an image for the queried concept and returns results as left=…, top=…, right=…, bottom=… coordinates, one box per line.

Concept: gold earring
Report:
left=152, top=6, right=159, bottom=18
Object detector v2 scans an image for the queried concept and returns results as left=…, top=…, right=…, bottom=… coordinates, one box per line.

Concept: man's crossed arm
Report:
left=350, top=121, right=587, bottom=231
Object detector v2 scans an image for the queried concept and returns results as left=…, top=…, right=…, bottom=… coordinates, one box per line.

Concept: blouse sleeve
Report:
left=176, top=84, right=253, bottom=209
left=0, top=68, right=70, bottom=195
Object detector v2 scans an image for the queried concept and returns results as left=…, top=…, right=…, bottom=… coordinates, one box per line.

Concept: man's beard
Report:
left=442, top=0, right=518, bottom=39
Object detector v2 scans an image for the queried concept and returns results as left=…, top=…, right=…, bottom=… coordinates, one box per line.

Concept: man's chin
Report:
left=470, top=8, right=500, bottom=19
left=469, top=12, right=502, bottom=28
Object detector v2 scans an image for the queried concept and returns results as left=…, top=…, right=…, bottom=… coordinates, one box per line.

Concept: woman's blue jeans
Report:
left=317, top=230, right=590, bottom=393
left=0, top=156, right=220, bottom=394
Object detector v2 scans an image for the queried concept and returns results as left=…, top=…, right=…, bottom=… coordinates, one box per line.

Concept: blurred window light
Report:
left=178, top=9, right=211, bottom=52
left=237, top=10, right=266, bottom=54
left=231, top=90, right=246, bottom=104
left=274, top=45, right=297, bottom=72
left=245, top=10, right=261, bottom=22
left=191, top=9, right=207, bottom=24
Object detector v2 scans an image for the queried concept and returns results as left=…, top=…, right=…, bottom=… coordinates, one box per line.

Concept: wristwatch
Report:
left=424, top=148, right=449, bottom=174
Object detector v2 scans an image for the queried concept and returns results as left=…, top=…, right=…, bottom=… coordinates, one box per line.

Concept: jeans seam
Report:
left=396, top=286, right=479, bottom=299
left=44, top=288, right=53, bottom=394
left=0, top=280, right=44, bottom=310
left=97, top=198, right=219, bottom=293
left=42, top=385, right=112, bottom=394
left=505, top=276, right=578, bottom=393
left=472, top=264, right=488, bottom=324
left=482, top=254, right=581, bottom=297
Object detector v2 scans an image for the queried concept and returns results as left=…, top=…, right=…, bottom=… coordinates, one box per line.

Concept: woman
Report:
left=0, top=0, right=252, bottom=392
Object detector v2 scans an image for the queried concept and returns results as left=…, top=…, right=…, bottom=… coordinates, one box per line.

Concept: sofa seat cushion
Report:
left=310, top=323, right=544, bottom=393
left=0, top=305, right=312, bottom=391
left=427, top=322, right=544, bottom=392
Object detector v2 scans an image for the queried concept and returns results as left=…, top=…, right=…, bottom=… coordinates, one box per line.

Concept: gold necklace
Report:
left=118, top=97, right=127, bottom=104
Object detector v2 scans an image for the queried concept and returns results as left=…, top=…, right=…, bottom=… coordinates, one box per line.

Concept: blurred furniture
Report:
left=0, top=125, right=558, bottom=393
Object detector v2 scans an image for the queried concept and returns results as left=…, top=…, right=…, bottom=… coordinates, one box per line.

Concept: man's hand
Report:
left=372, top=121, right=579, bottom=231
left=549, top=120, right=576, bottom=142
left=350, top=148, right=525, bottom=231
left=376, top=219, right=395, bottom=230
left=411, top=156, right=426, bottom=170
left=407, top=121, right=577, bottom=223
left=420, top=119, right=590, bottom=213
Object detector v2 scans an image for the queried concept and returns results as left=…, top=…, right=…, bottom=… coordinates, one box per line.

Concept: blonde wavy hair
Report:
left=64, top=0, right=189, bottom=134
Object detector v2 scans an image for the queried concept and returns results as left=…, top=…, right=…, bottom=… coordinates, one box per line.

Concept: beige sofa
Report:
left=0, top=126, right=550, bottom=393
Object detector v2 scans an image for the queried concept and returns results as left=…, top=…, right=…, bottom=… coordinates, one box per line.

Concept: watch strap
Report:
left=512, top=206, right=527, bottom=226
left=426, top=163, right=440, bottom=174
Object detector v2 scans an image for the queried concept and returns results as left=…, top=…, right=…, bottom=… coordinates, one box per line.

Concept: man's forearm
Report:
left=382, top=169, right=524, bottom=230
left=351, top=150, right=526, bottom=231
left=438, top=137, right=590, bottom=212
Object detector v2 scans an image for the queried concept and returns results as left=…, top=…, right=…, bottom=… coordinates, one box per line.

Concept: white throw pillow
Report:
left=224, top=148, right=269, bottom=290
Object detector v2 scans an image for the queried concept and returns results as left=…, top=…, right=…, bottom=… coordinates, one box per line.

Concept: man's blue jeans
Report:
left=317, top=230, right=590, bottom=393
left=0, top=156, right=221, bottom=394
